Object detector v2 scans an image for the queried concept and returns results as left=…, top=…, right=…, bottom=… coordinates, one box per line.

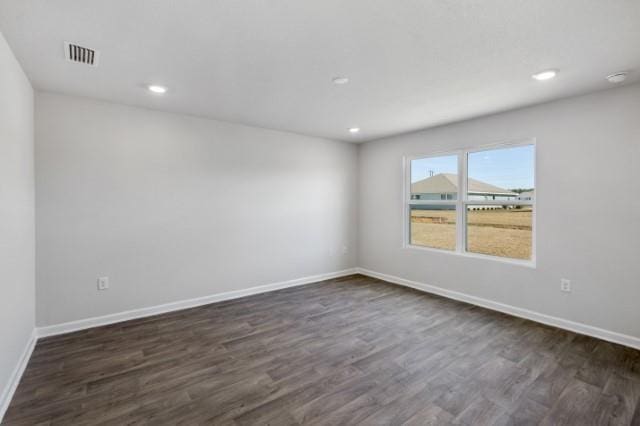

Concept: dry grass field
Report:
left=410, top=208, right=532, bottom=259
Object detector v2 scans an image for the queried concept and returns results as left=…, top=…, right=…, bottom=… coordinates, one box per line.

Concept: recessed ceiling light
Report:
left=349, top=127, right=360, bottom=134
left=606, top=72, right=628, bottom=83
left=147, top=85, right=167, bottom=94
left=531, top=69, right=557, bottom=81
left=332, top=76, right=349, bottom=85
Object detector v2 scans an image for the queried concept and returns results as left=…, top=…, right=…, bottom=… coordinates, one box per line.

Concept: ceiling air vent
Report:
left=64, top=42, right=99, bottom=67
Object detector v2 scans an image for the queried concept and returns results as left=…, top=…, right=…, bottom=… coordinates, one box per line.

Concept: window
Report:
left=410, top=204, right=457, bottom=251
left=406, top=141, right=535, bottom=264
left=409, top=154, right=458, bottom=251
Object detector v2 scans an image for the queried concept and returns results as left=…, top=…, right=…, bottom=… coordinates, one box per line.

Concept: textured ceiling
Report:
left=1, top=0, right=638, bottom=142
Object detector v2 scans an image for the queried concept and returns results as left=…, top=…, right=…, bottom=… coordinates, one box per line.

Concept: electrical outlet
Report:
left=342, top=245, right=348, bottom=255
left=560, top=278, right=571, bottom=293
left=97, top=277, right=109, bottom=290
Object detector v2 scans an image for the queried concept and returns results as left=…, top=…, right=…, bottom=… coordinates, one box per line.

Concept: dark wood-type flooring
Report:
left=4, top=274, right=640, bottom=425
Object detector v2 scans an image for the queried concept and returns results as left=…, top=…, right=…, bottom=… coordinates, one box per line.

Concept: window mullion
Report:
left=457, top=151, right=466, bottom=253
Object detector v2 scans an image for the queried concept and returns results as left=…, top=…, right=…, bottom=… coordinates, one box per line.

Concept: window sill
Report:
left=403, top=244, right=536, bottom=269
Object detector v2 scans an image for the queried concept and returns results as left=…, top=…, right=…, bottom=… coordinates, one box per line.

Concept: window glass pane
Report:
left=410, top=155, right=458, bottom=201
left=466, top=205, right=532, bottom=260
left=467, top=145, right=534, bottom=202
left=410, top=205, right=456, bottom=251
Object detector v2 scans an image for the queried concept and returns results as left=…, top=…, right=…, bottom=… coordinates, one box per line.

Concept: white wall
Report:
left=29, top=72, right=640, bottom=342
left=35, top=93, right=357, bottom=326
left=358, top=83, right=640, bottom=339
left=0, top=31, right=35, bottom=407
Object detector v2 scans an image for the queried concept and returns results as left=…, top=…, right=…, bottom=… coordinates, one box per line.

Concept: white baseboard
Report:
left=356, top=267, right=640, bottom=351
left=0, top=328, right=37, bottom=422
left=37, top=268, right=357, bottom=338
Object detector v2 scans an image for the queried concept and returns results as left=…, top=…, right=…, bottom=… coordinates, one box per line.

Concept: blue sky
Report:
left=411, top=145, right=534, bottom=190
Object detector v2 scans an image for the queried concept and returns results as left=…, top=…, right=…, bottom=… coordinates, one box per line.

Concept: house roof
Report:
left=411, top=173, right=517, bottom=195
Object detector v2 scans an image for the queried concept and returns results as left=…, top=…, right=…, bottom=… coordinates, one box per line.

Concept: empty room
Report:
left=1, top=1, right=639, bottom=424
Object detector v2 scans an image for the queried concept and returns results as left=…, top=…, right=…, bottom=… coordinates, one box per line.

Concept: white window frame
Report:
left=403, top=138, right=536, bottom=267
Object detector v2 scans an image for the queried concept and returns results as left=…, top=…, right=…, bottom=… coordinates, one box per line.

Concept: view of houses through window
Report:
left=408, top=143, right=535, bottom=261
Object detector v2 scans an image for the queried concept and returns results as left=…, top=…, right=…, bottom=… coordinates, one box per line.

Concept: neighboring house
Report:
left=410, top=173, right=517, bottom=209
left=517, top=190, right=535, bottom=201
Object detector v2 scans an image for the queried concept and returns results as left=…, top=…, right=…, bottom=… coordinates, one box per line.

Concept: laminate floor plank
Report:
left=4, top=274, right=640, bottom=425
